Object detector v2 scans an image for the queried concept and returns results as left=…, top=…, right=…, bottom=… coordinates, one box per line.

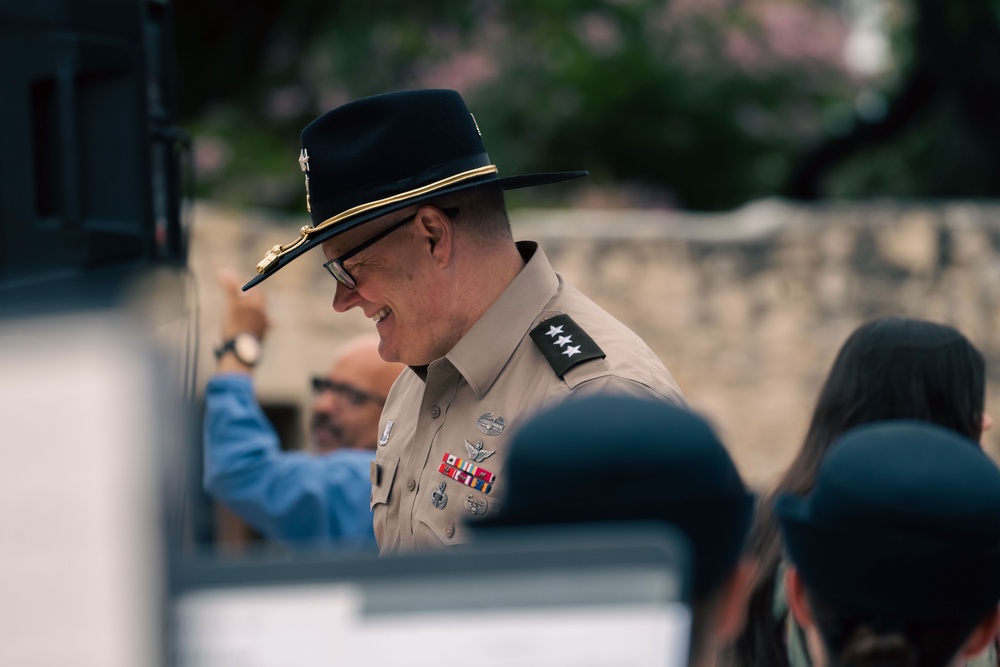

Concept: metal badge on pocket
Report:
left=464, top=494, right=488, bottom=515
left=431, top=482, right=448, bottom=510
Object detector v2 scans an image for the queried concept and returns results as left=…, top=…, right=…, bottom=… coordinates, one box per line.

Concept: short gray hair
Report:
left=427, top=184, right=511, bottom=245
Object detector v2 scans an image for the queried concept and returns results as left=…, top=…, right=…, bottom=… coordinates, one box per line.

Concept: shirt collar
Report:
left=443, top=241, right=558, bottom=398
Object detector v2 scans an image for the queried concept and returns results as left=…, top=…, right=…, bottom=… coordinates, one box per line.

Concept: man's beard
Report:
left=310, top=412, right=345, bottom=451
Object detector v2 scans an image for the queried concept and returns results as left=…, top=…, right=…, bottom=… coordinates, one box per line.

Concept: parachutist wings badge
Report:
left=465, top=439, right=495, bottom=462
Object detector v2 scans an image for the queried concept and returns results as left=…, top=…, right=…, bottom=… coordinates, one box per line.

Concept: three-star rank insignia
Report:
left=530, top=313, right=606, bottom=378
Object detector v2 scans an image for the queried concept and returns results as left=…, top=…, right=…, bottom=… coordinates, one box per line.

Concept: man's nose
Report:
left=332, top=281, right=361, bottom=312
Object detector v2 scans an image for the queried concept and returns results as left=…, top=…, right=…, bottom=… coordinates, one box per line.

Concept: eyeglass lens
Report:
left=311, top=377, right=384, bottom=406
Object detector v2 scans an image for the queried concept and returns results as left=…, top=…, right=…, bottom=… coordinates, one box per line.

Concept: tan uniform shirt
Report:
left=371, top=241, right=684, bottom=553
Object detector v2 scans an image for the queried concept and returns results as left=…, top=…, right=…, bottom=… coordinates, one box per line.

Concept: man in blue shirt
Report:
left=203, top=268, right=404, bottom=549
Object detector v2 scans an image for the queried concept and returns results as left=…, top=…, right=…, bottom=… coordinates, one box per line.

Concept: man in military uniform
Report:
left=242, top=89, right=684, bottom=553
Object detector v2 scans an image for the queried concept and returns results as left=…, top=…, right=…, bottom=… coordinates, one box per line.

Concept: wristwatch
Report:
left=214, top=332, right=263, bottom=367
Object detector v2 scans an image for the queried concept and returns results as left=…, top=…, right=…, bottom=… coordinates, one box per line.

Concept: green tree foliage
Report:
left=791, top=0, right=1000, bottom=201
left=468, top=0, right=853, bottom=209
left=173, top=0, right=1000, bottom=212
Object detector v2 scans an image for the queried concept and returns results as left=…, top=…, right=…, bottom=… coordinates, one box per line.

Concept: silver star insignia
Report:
left=545, top=325, right=564, bottom=337
left=562, top=345, right=581, bottom=357
left=554, top=335, right=573, bottom=347
left=298, top=148, right=310, bottom=172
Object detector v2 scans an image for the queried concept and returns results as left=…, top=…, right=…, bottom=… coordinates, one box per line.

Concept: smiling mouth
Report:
left=372, top=307, right=391, bottom=324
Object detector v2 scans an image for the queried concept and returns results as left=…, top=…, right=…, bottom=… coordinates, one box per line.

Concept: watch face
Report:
left=234, top=333, right=262, bottom=364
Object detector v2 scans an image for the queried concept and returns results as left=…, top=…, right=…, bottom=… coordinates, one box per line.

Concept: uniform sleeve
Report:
left=202, top=374, right=376, bottom=548
left=568, top=373, right=688, bottom=408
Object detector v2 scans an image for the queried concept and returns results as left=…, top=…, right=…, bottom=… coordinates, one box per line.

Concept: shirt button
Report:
left=445, top=523, right=455, bottom=538
left=407, top=478, right=416, bottom=492
left=430, top=405, right=441, bottom=418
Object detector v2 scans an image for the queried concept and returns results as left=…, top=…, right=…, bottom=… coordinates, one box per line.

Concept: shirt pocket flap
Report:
left=414, top=487, right=503, bottom=545
left=370, top=450, right=400, bottom=509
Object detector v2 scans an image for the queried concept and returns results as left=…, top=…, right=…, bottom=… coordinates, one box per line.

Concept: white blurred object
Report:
left=844, top=0, right=892, bottom=78
left=172, top=525, right=692, bottom=667
left=177, top=576, right=690, bottom=667
left=0, top=311, right=170, bottom=667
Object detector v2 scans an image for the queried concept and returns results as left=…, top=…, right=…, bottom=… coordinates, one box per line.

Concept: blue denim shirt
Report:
left=203, top=374, right=376, bottom=550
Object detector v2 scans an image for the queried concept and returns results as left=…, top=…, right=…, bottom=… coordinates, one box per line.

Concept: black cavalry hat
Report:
left=776, top=420, right=1000, bottom=625
left=473, top=394, right=755, bottom=595
left=243, top=89, right=588, bottom=290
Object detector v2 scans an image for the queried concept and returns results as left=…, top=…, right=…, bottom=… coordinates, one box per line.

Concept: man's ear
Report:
left=958, top=606, right=1000, bottom=660
left=413, top=206, right=453, bottom=266
left=712, top=558, right=757, bottom=643
left=785, top=566, right=816, bottom=631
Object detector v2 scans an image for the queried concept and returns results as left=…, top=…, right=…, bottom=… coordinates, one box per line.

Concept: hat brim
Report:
left=241, top=170, right=587, bottom=291
left=775, top=494, right=1000, bottom=624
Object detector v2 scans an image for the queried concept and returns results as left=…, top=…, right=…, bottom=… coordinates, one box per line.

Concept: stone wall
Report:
left=188, top=198, right=1000, bottom=489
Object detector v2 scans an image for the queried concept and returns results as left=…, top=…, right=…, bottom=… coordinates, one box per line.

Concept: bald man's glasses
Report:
left=323, top=208, right=458, bottom=290
left=311, top=377, right=386, bottom=407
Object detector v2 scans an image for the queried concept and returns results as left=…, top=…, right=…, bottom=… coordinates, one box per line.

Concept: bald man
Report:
left=309, top=335, right=406, bottom=454
left=203, top=269, right=404, bottom=549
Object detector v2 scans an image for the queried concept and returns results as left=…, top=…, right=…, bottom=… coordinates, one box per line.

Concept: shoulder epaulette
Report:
left=530, top=313, right=606, bottom=379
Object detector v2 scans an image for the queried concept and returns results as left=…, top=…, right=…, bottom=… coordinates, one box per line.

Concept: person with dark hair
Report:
left=472, top=393, right=757, bottom=667
left=726, top=316, right=993, bottom=667
left=238, top=89, right=684, bottom=553
left=775, top=420, right=1000, bottom=667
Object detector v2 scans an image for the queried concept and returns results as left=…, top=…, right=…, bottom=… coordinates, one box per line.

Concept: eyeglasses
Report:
left=322, top=208, right=458, bottom=290
left=310, top=377, right=386, bottom=407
